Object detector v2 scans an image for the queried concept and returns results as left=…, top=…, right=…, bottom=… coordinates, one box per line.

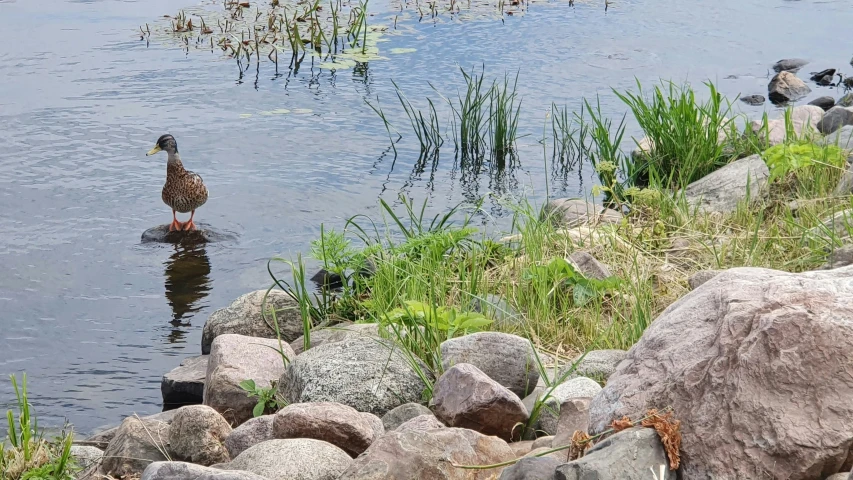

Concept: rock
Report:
left=469, top=294, right=521, bottom=328
left=204, top=334, right=293, bottom=426
left=769, top=71, right=811, bottom=104
left=750, top=105, right=824, bottom=146
left=817, top=106, right=853, bottom=135
left=562, top=349, right=627, bottom=381
left=381, top=403, right=434, bottom=431
left=141, top=461, right=268, bottom=480
left=162, top=355, right=208, bottom=410
left=362, top=412, right=385, bottom=440
left=440, top=332, right=539, bottom=398
left=773, top=58, right=808, bottom=73
left=168, top=405, right=232, bottom=466
left=499, top=457, right=561, bottom=480
left=631, top=136, right=654, bottom=160
left=290, top=323, right=381, bottom=355
left=70, top=445, right=103, bottom=470
left=431, top=363, right=529, bottom=442
left=811, top=209, right=853, bottom=239
left=224, top=415, right=275, bottom=458
left=588, top=265, right=853, bottom=479
left=141, top=223, right=237, bottom=245
left=687, top=269, right=722, bottom=290
left=566, top=251, right=611, bottom=280
left=839, top=93, right=853, bottom=108
left=201, top=289, right=304, bottom=355
left=739, top=94, right=765, bottom=106
left=278, top=336, right=430, bottom=416
left=818, top=125, right=853, bottom=151
left=826, top=474, right=849, bottom=480
left=310, top=268, right=344, bottom=290
left=681, top=154, right=769, bottom=213
left=551, top=397, right=591, bottom=449
left=532, top=436, right=553, bottom=449
left=102, top=416, right=172, bottom=479
left=538, top=377, right=600, bottom=435
left=339, top=427, right=514, bottom=480
left=87, top=410, right=178, bottom=446
left=809, top=96, right=836, bottom=111
left=521, top=386, right=545, bottom=416
left=523, top=447, right=566, bottom=461
left=835, top=155, right=853, bottom=196
left=541, top=199, right=622, bottom=229
left=273, top=402, right=379, bottom=457
left=396, top=414, right=446, bottom=433
left=822, top=245, right=853, bottom=270
left=229, top=439, right=352, bottom=480
left=509, top=440, right=534, bottom=457
left=555, top=427, right=675, bottom=480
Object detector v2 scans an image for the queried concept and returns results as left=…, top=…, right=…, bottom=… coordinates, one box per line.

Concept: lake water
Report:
left=0, top=0, right=850, bottom=434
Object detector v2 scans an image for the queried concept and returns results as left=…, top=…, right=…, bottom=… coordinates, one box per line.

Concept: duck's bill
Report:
left=146, top=145, right=162, bottom=156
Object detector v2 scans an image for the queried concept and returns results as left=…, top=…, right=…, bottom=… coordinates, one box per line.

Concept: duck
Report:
left=146, top=134, right=209, bottom=231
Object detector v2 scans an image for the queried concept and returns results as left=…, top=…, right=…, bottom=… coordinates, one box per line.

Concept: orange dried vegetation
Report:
left=641, top=408, right=682, bottom=470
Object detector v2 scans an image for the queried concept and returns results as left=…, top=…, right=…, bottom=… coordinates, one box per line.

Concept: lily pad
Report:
left=389, top=48, right=417, bottom=54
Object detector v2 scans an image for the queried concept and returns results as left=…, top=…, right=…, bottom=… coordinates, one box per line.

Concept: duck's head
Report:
left=146, top=134, right=178, bottom=156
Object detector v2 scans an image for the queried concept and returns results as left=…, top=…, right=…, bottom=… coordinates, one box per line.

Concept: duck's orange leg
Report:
left=169, top=210, right=184, bottom=232
left=182, top=210, right=197, bottom=231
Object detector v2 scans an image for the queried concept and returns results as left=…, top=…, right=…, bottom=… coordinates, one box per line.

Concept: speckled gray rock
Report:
left=141, top=461, right=268, bottom=480
left=381, top=403, right=434, bottom=431
left=818, top=106, right=853, bottom=135
left=562, top=350, right=627, bottom=381
left=278, top=336, right=430, bottom=416
left=224, top=415, right=275, bottom=458
left=162, top=355, right=208, bottom=409
left=102, top=416, right=173, bottom=479
left=682, top=154, right=769, bottom=213
left=819, top=126, right=853, bottom=151
left=809, top=96, right=835, bottom=111
left=440, top=332, right=539, bottom=398
left=70, top=445, right=103, bottom=470
left=204, top=334, right=293, bottom=426
left=273, top=402, right=380, bottom=457
left=555, top=428, right=675, bottom=480
left=396, top=414, right=445, bottom=433
left=541, top=199, right=622, bottom=228
left=469, top=294, right=521, bottom=328
left=202, top=289, right=304, bottom=355
left=229, top=439, right=352, bottom=480
left=538, top=377, right=601, bottom=435
left=290, top=323, right=381, bottom=355
left=567, top=251, right=611, bottom=280
left=773, top=58, right=808, bottom=73
left=498, top=456, right=561, bottom=480
left=768, top=71, right=811, bottom=104
left=688, top=270, right=723, bottom=290
left=169, top=405, right=232, bottom=466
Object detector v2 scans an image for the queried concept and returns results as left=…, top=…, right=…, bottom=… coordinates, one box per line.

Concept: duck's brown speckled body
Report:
left=147, top=134, right=208, bottom=231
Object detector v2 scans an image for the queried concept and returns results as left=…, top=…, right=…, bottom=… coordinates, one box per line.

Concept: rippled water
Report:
left=0, top=0, right=850, bottom=433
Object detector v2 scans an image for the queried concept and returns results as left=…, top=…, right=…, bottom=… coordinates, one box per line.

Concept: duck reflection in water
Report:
left=163, top=239, right=212, bottom=329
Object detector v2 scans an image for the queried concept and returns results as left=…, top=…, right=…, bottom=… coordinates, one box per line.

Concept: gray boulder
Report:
left=224, top=415, right=274, bottom=458
left=86, top=410, right=178, bottom=447
left=69, top=445, right=103, bottom=470
left=204, top=334, right=293, bottom=426
left=162, top=355, right=208, bottom=410
left=839, top=93, right=853, bottom=107
left=819, top=126, right=853, bottom=151
left=273, top=402, right=380, bottom=457
left=290, top=323, right=381, bottom=355
left=498, top=457, right=561, bottom=480
left=142, top=461, right=268, bottom=480
left=202, top=289, right=304, bottom=354
left=555, top=428, right=675, bottom=480
left=538, top=377, right=601, bottom=435
left=750, top=105, right=824, bottom=146
left=541, top=199, right=622, bottom=228
left=168, top=405, right=232, bottom=466
left=562, top=349, right=626, bottom=382
left=469, top=294, right=521, bottom=328
left=228, top=439, right=352, bottom=480
left=822, top=245, right=853, bottom=270
left=739, top=94, right=765, bottom=106
left=768, top=71, right=811, bottom=104
left=566, top=251, right=611, bottom=280
left=381, top=403, right=434, bottom=431
left=773, top=58, right=808, bottom=73
left=808, top=95, right=835, bottom=111
left=339, top=427, right=514, bottom=480
left=835, top=154, right=853, bottom=196
left=441, top=332, right=539, bottom=398
left=687, top=269, right=722, bottom=290
left=588, top=266, right=853, bottom=479
left=102, top=416, right=173, bottom=479
left=396, top=414, right=446, bottom=433
left=682, top=154, right=769, bottom=213
left=810, top=209, right=853, bottom=240
left=817, top=106, right=853, bottom=135
left=431, top=363, right=529, bottom=441
left=551, top=397, right=591, bottom=449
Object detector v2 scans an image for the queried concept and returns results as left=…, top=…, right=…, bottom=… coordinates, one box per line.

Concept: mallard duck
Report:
left=146, top=134, right=209, bottom=231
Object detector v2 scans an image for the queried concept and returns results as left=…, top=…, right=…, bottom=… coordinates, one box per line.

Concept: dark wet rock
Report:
left=224, top=415, right=275, bottom=458
left=552, top=398, right=591, bottom=449
left=229, top=439, right=352, bottom=480
left=808, top=96, right=836, bottom=111
left=739, top=94, right=765, bottom=106
left=162, top=355, right=208, bottom=410
left=772, top=58, right=808, bottom=73
left=381, top=403, right=434, bottom=431
left=566, top=251, right=611, bottom=280
left=310, top=268, right=344, bottom=290
left=818, top=125, right=853, bottom=151
left=70, top=445, right=103, bottom=471
left=396, top=414, right=445, bottom=433
left=142, top=461, right=268, bottom=480
left=839, top=93, right=853, bottom=107
left=688, top=269, right=722, bottom=290
left=201, top=289, right=304, bottom=355
left=541, top=198, right=622, bottom=229
left=102, top=416, right=173, bottom=479
left=498, top=457, right=561, bottom=480
left=204, top=334, right=293, bottom=426
left=289, top=322, right=381, bottom=355
left=431, top=363, right=529, bottom=442
left=469, top=294, right=521, bottom=328
left=279, top=336, right=430, bottom=416
left=817, top=106, right=853, bottom=135
left=141, top=223, right=236, bottom=244
left=810, top=68, right=836, bottom=82
left=538, top=377, right=601, bottom=435
left=273, top=402, right=381, bottom=457
left=339, top=427, right=514, bottom=480
left=169, top=405, right=232, bottom=466
left=562, top=349, right=627, bottom=381
left=440, top=332, right=539, bottom=398
left=555, top=427, right=675, bottom=480
left=768, top=71, right=811, bottom=104
left=682, top=154, right=770, bottom=213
